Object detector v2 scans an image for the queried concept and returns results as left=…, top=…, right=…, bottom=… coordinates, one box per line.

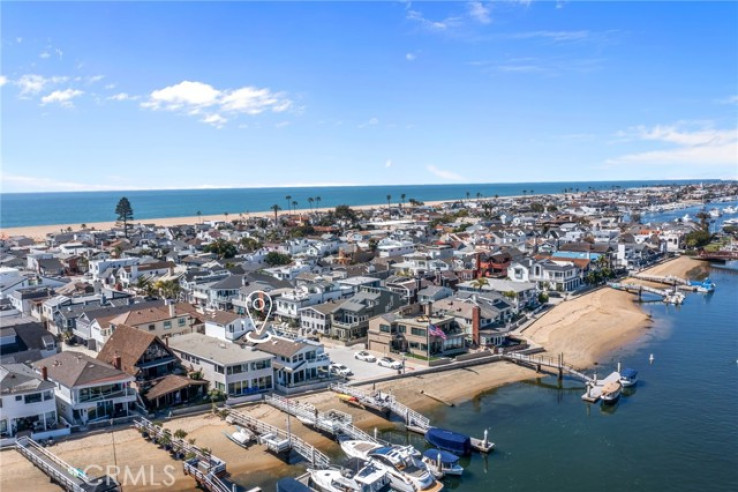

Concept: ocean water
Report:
left=0, top=179, right=715, bottom=228
left=246, top=262, right=738, bottom=491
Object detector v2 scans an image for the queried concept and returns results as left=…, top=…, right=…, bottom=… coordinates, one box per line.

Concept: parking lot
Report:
left=325, top=344, right=424, bottom=382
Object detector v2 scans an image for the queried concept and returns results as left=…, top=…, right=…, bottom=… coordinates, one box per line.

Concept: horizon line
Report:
left=1, top=178, right=729, bottom=196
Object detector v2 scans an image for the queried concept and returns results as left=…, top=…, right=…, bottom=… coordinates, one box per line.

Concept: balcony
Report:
left=76, top=387, right=137, bottom=404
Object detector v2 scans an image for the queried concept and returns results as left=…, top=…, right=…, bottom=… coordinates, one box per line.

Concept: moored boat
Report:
left=421, top=449, right=463, bottom=478
left=223, top=426, right=254, bottom=448
left=366, top=446, right=439, bottom=492
left=600, top=381, right=622, bottom=404
left=309, top=464, right=392, bottom=492
left=425, top=427, right=472, bottom=456
left=619, top=368, right=638, bottom=388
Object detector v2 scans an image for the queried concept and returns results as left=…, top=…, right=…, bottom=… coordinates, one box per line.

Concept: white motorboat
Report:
left=709, top=208, right=722, bottom=218
left=600, top=381, right=622, bottom=404
left=723, top=206, right=737, bottom=214
left=309, top=464, right=392, bottom=492
left=223, top=426, right=254, bottom=448
left=421, top=449, right=464, bottom=477
left=340, top=440, right=438, bottom=491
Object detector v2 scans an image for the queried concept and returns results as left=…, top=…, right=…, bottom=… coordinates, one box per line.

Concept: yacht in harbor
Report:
left=308, top=464, right=392, bottom=492
left=619, top=368, right=639, bottom=388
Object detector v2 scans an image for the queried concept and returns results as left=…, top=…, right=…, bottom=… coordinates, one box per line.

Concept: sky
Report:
left=1, top=1, right=737, bottom=193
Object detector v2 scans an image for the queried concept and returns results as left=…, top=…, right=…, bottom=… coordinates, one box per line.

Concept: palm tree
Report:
left=386, top=194, right=392, bottom=209
left=315, top=196, right=321, bottom=211
left=285, top=195, right=292, bottom=213
left=471, top=277, right=489, bottom=291
left=466, top=191, right=470, bottom=201
left=476, top=192, right=482, bottom=200
left=400, top=193, right=406, bottom=209
left=224, top=212, right=229, bottom=223
left=292, top=200, right=298, bottom=213
left=270, top=204, right=282, bottom=225
left=307, top=197, right=315, bottom=211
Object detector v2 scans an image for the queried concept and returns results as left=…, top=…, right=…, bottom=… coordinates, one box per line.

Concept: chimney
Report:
left=165, top=336, right=169, bottom=347
left=169, top=302, right=176, bottom=318
left=41, top=366, right=48, bottom=381
left=472, top=305, right=481, bottom=346
left=113, top=355, right=122, bottom=370
left=424, top=302, right=432, bottom=318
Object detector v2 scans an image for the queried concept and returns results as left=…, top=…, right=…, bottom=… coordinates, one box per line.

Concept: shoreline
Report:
left=0, top=256, right=705, bottom=491
left=0, top=199, right=461, bottom=241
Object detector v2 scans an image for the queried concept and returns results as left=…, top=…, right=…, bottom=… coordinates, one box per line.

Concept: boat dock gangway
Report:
left=503, top=352, right=593, bottom=383
left=15, top=436, right=120, bottom=492
left=330, top=383, right=431, bottom=431
left=225, top=408, right=331, bottom=469
left=264, top=394, right=378, bottom=443
left=632, top=273, right=689, bottom=286
left=608, top=282, right=685, bottom=304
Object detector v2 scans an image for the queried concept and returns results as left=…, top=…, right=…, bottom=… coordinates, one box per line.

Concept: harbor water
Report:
left=249, top=262, right=738, bottom=491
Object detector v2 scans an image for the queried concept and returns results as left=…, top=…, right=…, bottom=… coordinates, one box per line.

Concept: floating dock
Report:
left=226, top=408, right=331, bottom=469
left=608, top=282, right=686, bottom=304
left=330, top=384, right=493, bottom=453
left=581, top=371, right=622, bottom=403
left=14, top=436, right=120, bottom=492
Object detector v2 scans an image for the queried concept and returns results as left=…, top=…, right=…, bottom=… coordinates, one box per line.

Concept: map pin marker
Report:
left=244, top=290, right=274, bottom=343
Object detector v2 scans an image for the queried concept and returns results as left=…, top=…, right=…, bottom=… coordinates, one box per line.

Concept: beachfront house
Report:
left=0, top=363, right=64, bottom=443
left=274, top=281, right=352, bottom=321
left=32, top=351, right=139, bottom=426
left=254, top=337, right=331, bottom=393
left=168, top=333, right=274, bottom=402
left=367, top=311, right=466, bottom=359
left=97, top=325, right=207, bottom=409
left=298, top=302, right=336, bottom=336
left=328, top=286, right=402, bottom=342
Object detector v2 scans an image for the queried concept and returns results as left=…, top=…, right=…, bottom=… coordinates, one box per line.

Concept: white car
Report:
left=354, top=350, right=377, bottom=362
left=329, top=363, right=353, bottom=377
left=377, top=357, right=403, bottom=370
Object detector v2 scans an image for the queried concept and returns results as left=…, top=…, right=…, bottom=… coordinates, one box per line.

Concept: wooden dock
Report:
left=608, top=282, right=686, bottom=304
left=226, top=408, right=331, bottom=469
left=15, top=436, right=120, bottom=492
left=330, top=384, right=493, bottom=453
left=503, top=352, right=593, bottom=383
left=581, top=372, right=622, bottom=403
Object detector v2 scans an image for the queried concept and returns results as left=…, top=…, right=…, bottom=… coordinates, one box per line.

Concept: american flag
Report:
left=428, top=323, right=447, bottom=341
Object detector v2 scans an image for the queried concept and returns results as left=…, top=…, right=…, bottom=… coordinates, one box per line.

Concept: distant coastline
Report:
left=0, top=179, right=719, bottom=230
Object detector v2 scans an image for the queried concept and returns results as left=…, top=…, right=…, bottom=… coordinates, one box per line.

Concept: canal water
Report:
left=247, top=262, right=738, bottom=491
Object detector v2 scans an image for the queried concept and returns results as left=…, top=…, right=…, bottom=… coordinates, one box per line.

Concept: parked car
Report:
left=354, top=350, right=377, bottom=362
left=329, top=363, right=353, bottom=377
left=377, top=357, right=403, bottom=370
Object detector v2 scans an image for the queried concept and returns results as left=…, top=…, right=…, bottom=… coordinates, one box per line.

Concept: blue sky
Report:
left=1, top=1, right=736, bottom=193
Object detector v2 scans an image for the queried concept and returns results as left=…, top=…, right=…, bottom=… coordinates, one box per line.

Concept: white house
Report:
left=275, top=282, right=352, bottom=320
left=89, top=257, right=139, bottom=282
left=168, top=334, right=274, bottom=401
left=255, top=337, right=331, bottom=393
left=32, top=352, right=138, bottom=426
left=0, top=363, right=62, bottom=442
left=376, top=239, right=415, bottom=258
left=203, top=311, right=255, bottom=342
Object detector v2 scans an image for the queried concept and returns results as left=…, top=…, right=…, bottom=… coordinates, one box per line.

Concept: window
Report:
left=379, top=324, right=391, bottom=333
left=215, top=365, right=224, bottom=374
left=15, top=395, right=22, bottom=401
left=411, top=327, right=426, bottom=337
left=148, top=324, right=155, bottom=331
left=178, top=318, right=186, bottom=327
left=164, top=321, right=172, bottom=330
left=43, top=391, right=53, bottom=401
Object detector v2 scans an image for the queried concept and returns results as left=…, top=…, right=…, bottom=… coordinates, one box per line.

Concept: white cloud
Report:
left=718, top=95, right=738, bottom=105
left=55, top=48, right=63, bottom=60
left=0, top=76, right=7, bottom=87
left=506, top=30, right=591, bottom=42
left=607, top=123, right=738, bottom=168
left=104, top=83, right=116, bottom=90
left=467, top=2, right=491, bottom=24
left=385, top=159, right=393, bottom=168
left=275, top=121, right=290, bottom=128
left=141, top=80, right=292, bottom=125
left=41, top=89, right=84, bottom=107
left=107, top=92, right=137, bottom=101
left=427, top=164, right=466, bottom=182
left=201, top=113, right=227, bottom=128
left=87, top=75, right=105, bottom=84
left=405, top=52, right=417, bottom=62
left=16, top=37, right=22, bottom=43
left=39, top=51, right=51, bottom=59
left=15, top=74, right=69, bottom=96
left=406, top=7, right=462, bottom=32
left=359, top=117, right=379, bottom=128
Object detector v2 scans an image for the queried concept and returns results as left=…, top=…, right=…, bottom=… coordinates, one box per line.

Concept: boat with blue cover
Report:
left=421, top=449, right=464, bottom=477
left=619, top=368, right=638, bottom=387
left=425, top=427, right=472, bottom=456
left=688, top=278, right=715, bottom=293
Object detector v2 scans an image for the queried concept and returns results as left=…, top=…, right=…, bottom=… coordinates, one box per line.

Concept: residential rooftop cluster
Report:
left=1, top=181, right=736, bottom=444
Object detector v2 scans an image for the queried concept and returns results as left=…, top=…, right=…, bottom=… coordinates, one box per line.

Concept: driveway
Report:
left=325, top=344, right=424, bottom=383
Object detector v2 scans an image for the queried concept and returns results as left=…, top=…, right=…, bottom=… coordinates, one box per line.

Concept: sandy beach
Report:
left=0, top=256, right=705, bottom=491
left=0, top=200, right=457, bottom=242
